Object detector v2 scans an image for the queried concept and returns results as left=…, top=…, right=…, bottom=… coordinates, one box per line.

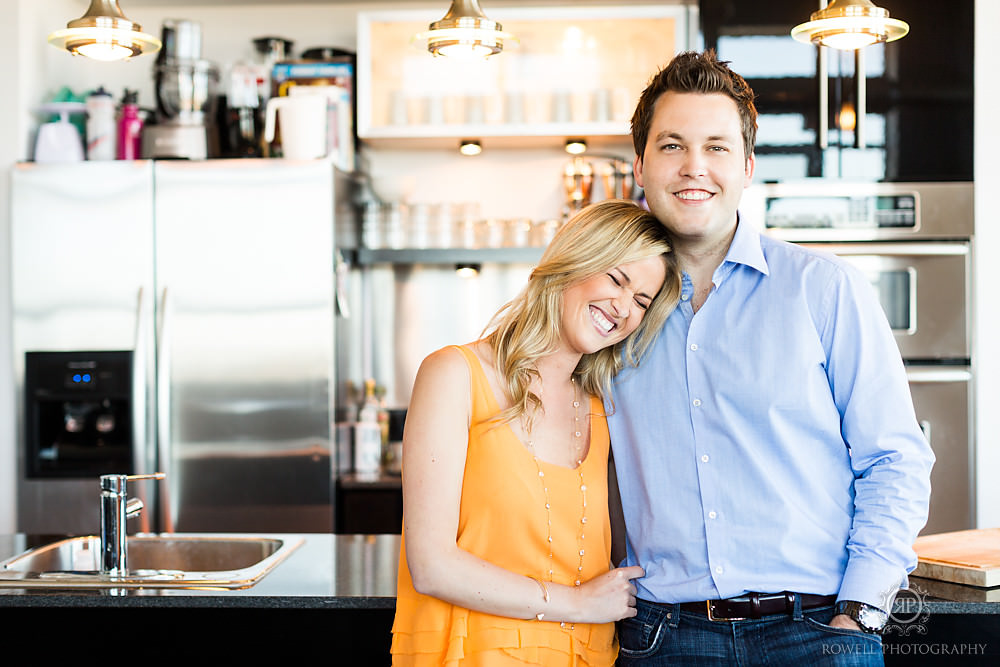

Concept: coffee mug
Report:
left=264, top=95, right=327, bottom=159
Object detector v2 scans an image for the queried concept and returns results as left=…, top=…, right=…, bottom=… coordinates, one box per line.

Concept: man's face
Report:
left=634, top=91, right=755, bottom=248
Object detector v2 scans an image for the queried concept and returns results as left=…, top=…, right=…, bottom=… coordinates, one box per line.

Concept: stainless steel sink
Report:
left=0, top=534, right=303, bottom=589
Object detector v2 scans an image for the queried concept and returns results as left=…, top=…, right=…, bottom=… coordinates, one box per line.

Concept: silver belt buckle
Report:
left=706, top=600, right=747, bottom=622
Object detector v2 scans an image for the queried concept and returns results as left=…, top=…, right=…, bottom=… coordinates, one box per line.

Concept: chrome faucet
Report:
left=100, top=472, right=165, bottom=576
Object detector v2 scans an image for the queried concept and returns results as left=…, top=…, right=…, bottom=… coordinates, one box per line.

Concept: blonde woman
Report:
left=391, top=200, right=682, bottom=666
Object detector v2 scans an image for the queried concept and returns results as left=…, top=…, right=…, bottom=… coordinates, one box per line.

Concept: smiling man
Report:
left=606, top=51, right=934, bottom=666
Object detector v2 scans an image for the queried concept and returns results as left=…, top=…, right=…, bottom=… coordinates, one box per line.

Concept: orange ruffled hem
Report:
left=391, top=594, right=617, bottom=666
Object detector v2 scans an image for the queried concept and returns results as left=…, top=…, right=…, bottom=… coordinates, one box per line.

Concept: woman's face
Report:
left=559, top=255, right=667, bottom=356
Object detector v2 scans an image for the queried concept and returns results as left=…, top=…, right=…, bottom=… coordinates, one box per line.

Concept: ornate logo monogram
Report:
left=882, top=584, right=931, bottom=636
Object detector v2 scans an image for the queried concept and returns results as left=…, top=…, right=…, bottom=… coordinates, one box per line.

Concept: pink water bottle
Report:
left=116, top=89, right=143, bottom=160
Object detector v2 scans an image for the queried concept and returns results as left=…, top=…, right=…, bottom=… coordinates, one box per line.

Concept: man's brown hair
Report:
left=631, top=50, right=758, bottom=161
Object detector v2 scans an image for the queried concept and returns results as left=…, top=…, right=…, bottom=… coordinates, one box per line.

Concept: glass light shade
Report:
left=416, top=1, right=515, bottom=58
left=427, top=29, right=502, bottom=58
left=791, top=0, right=909, bottom=50
left=47, top=1, right=161, bottom=61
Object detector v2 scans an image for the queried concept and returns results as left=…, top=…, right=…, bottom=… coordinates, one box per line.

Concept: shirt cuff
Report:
left=837, top=558, right=907, bottom=612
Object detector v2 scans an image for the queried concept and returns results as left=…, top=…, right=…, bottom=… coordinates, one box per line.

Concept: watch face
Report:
left=858, top=605, right=888, bottom=630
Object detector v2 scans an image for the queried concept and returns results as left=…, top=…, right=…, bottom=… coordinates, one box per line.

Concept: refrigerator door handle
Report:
left=132, top=287, right=153, bottom=533
left=156, top=287, right=175, bottom=533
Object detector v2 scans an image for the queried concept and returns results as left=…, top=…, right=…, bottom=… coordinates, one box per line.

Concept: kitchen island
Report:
left=0, top=533, right=997, bottom=664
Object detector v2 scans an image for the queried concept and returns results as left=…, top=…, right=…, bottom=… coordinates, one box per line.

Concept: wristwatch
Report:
left=834, top=600, right=889, bottom=634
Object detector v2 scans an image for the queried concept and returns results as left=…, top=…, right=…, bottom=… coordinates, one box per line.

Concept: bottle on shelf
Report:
left=354, top=378, right=382, bottom=477
left=85, top=87, right=116, bottom=160
left=374, top=384, right=390, bottom=464
left=116, top=89, right=144, bottom=160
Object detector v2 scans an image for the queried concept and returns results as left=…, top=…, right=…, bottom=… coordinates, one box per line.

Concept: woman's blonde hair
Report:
left=482, top=199, right=681, bottom=428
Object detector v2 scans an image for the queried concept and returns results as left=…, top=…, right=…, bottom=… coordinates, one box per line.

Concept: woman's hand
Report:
left=571, top=565, right=644, bottom=623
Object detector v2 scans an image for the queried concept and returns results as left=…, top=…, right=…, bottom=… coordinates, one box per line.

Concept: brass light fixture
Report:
left=48, top=0, right=161, bottom=62
left=419, top=0, right=514, bottom=58
left=791, top=0, right=909, bottom=51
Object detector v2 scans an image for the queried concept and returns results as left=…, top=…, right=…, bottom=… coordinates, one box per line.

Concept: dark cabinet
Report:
left=699, top=0, right=973, bottom=182
left=336, top=474, right=403, bottom=534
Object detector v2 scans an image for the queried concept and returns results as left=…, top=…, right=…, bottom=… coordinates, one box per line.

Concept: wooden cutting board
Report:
left=912, top=528, right=1000, bottom=588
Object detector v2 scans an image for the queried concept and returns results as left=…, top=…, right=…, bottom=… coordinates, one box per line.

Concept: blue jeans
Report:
left=617, top=597, right=884, bottom=666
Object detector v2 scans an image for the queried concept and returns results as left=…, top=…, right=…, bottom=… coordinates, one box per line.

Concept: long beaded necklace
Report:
left=525, top=376, right=588, bottom=630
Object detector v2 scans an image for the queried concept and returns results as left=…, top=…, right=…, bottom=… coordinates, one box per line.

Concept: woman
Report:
left=391, top=199, right=682, bottom=666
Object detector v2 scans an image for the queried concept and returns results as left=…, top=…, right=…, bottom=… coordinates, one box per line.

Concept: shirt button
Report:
left=708, top=511, right=717, bottom=519
left=701, top=454, right=709, bottom=463
left=681, top=294, right=689, bottom=301
left=690, top=343, right=698, bottom=351
left=692, top=398, right=701, bottom=407
left=715, top=566, right=724, bottom=574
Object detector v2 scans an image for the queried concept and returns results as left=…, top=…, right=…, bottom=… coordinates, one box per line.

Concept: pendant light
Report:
left=47, top=0, right=161, bottom=62
left=419, top=0, right=514, bottom=58
left=791, top=0, right=908, bottom=51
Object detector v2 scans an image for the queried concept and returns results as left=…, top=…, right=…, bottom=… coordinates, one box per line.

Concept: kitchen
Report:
left=0, top=0, right=998, bottom=661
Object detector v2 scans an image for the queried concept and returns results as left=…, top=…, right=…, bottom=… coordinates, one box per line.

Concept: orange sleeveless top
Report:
left=390, top=345, right=617, bottom=666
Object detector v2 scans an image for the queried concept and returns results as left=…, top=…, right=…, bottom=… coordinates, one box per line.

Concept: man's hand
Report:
left=829, top=613, right=863, bottom=632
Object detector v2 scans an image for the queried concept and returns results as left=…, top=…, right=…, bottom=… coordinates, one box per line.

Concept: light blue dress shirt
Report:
left=607, top=217, right=934, bottom=611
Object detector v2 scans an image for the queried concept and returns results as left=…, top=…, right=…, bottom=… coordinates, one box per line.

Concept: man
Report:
left=607, top=50, right=934, bottom=665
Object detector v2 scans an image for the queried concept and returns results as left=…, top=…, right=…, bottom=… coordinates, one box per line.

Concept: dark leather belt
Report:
left=651, top=592, right=837, bottom=621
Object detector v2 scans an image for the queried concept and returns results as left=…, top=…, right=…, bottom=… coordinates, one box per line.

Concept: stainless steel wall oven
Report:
left=743, top=181, right=974, bottom=535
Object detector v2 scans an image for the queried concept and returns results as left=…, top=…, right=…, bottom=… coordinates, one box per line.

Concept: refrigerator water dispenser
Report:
left=24, top=351, right=134, bottom=479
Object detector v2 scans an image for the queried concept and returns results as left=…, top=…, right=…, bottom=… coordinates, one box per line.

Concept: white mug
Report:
left=264, top=95, right=327, bottom=159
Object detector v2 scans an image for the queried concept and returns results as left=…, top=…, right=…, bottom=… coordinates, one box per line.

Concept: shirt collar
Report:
left=724, top=213, right=769, bottom=277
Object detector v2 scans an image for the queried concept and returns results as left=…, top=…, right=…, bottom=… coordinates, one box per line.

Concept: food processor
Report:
left=142, top=19, right=219, bottom=159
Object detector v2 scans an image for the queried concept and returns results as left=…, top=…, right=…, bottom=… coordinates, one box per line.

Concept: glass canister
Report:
left=380, top=203, right=407, bottom=249
left=361, top=201, right=382, bottom=248
left=454, top=202, right=482, bottom=248
left=505, top=218, right=532, bottom=247
left=408, top=203, right=431, bottom=248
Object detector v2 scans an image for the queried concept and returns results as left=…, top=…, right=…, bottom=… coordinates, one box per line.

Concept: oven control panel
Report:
left=764, top=194, right=917, bottom=230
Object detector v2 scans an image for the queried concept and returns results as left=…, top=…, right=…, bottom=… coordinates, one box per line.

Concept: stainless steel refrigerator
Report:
left=12, top=159, right=345, bottom=535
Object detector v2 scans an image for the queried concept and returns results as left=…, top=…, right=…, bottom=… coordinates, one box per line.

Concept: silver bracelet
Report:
left=529, top=576, right=550, bottom=620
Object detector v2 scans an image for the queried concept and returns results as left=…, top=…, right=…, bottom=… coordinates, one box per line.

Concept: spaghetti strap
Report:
left=447, top=344, right=502, bottom=422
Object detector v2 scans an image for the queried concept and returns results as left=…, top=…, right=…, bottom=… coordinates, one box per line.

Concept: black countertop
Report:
left=0, top=533, right=400, bottom=609
left=3, top=534, right=999, bottom=663
left=0, top=533, right=997, bottom=616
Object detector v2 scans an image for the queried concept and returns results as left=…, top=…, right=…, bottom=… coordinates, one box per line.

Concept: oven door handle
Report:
left=808, top=243, right=969, bottom=257
left=905, top=367, right=972, bottom=383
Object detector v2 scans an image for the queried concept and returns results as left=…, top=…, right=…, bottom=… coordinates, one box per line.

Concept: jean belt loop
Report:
left=668, top=603, right=681, bottom=628
left=791, top=591, right=804, bottom=621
